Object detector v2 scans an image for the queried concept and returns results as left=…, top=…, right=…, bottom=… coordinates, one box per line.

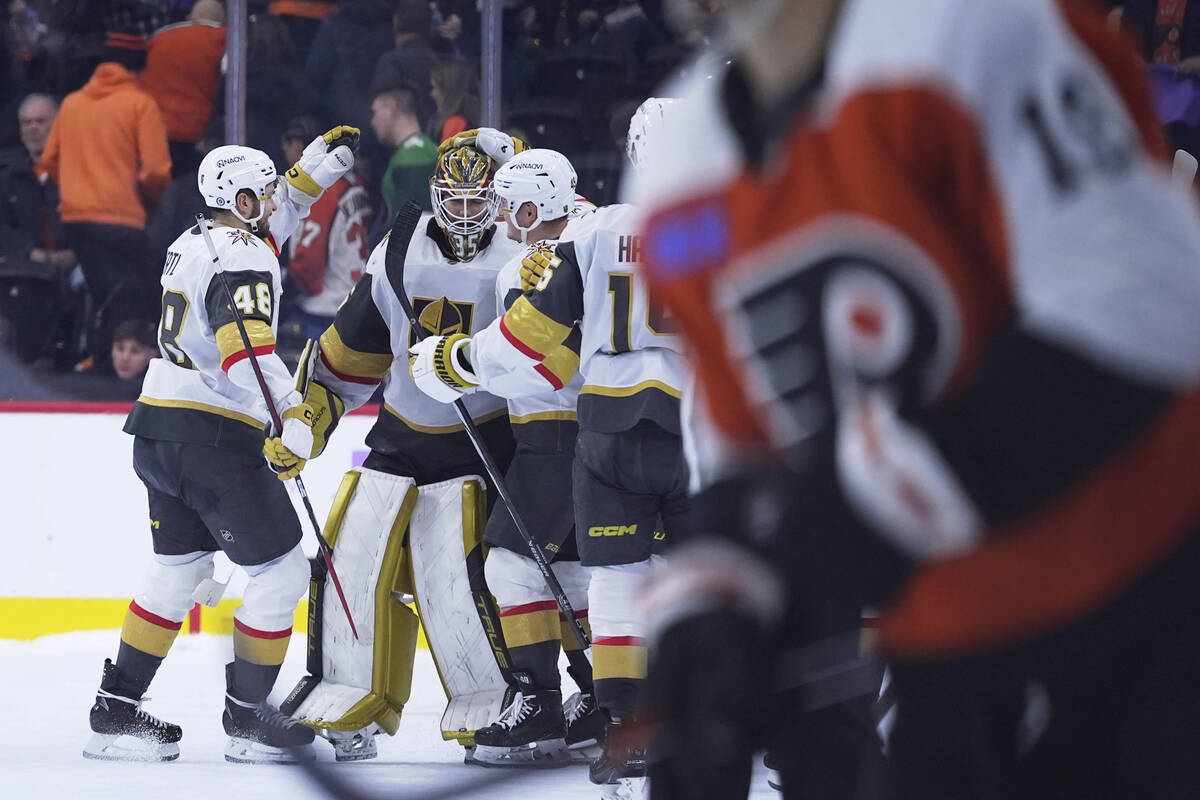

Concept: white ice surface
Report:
left=1, top=631, right=780, bottom=799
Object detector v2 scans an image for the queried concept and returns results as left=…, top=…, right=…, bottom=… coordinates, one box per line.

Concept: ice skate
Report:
left=565, top=690, right=605, bottom=761
left=223, top=692, right=316, bottom=764
left=468, top=688, right=571, bottom=768
left=589, top=718, right=647, bottom=800
left=83, top=659, right=182, bottom=762
left=322, top=725, right=380, bottom=762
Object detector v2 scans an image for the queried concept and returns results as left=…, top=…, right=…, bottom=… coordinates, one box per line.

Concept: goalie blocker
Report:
left=281, top=467, right=513, bottom=759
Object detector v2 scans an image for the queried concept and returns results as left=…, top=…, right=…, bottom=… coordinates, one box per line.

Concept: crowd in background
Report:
left=0, top=0, right=1192, bottom=399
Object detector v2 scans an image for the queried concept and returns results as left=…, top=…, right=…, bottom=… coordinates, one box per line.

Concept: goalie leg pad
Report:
left=289, top=468, right=421, bottom=735
left=408, top=475, right=511, bottom=744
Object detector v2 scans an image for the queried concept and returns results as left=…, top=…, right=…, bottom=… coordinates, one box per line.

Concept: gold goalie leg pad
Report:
left=290, top=468, right=420, bottom=735
left=409, top=475, right=511, bottom=745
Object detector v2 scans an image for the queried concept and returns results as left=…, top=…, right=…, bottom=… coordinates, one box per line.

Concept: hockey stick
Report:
left=385, top=201, right=589, bottom=649
left=197, top=214, right=360, bottom=641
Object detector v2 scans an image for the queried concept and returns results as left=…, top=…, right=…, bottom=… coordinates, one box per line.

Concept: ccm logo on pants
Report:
left=588, top=525, right=638, bottom=537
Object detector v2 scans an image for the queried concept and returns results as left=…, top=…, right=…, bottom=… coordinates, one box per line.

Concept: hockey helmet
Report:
left=429, top=144, right=498, bottom=261
left=626, top=97, right=677, bottom=169
left=197, top=145, right=278, bottom=231
left=487, top=149, right=577, bottom=236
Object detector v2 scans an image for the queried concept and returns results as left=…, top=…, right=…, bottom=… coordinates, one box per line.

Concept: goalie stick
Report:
left=385, top=201, right=590, bottom=649
left=197, top=214, right=360, bottom=641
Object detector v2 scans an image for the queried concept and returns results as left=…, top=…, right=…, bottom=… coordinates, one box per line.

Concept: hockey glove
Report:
left=519, top=244, right=562, bottom=292
left=437, top=127, right=528, bottom=165
left=294, top=338, right=345, bottom=459
left=409, top=333, right=478, bottom=403
left=263, top=403, right=315, bottom=481
left=285, top=125, right=360, bottom=207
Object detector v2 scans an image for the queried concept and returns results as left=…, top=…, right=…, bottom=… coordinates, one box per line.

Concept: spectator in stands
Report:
left=268, top=0, right=337, bottom=56
left=280, top=116, right=372, bottom=341
left=370, top=80, right=437, bottom=224
left=109, top=317, right=157, bottom=382
left=430, top=0, right=479, bottom=57
left=42, top=30, right=171, bottom=369
left=0, top=93, right=81, bottom=366
left=244, top=14, right=318, bottom=170
left=306, top=0, right=395, bottom=132
left=429, top=59, right=479, bottom=143
left=147, top=116, right=223, bottom=262
left=140, top=0, right=226, bottom=178
left=1119, top=1, right=1200, bottom=156
left=0, top=14, right=25, bottom=149
left=372, top=0, right=438, bottom=124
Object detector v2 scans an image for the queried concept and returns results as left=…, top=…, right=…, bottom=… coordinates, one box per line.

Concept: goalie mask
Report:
left=198, top=145, right=279, bottom=233
left=430, top=145, right=498, bottom=262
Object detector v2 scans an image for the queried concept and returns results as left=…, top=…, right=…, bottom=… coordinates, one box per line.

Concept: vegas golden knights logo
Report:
left=410, top=296, right=475, bottom=346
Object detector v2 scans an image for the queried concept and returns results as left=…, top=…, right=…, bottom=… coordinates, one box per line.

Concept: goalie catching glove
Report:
left=437, top=127, right=527, bottom=166
left=285, top=124, right=360, bottom=208
left=409, top=333, right=478, bottom=403
left=263, top=402, right=316, bottom=480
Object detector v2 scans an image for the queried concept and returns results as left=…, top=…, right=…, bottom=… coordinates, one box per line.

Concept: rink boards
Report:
left=0, top=403, right=421, bottom=642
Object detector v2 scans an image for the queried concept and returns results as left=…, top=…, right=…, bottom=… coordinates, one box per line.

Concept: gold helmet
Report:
left=429, top=144, right=498, bottom=261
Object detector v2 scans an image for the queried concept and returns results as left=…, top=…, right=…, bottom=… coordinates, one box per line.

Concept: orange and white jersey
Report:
left=631, top=0, right=1200, bottom=659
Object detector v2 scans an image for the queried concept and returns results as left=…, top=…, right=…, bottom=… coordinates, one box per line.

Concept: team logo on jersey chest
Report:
left=410, top=296, right=475, bottom=346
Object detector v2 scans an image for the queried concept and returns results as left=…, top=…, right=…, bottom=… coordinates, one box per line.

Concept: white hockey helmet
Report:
left=197, top=145, right=279, bottom=230
left=487, top=148, right=577, bottom=235
left=626, top=97, right=677, bottom=169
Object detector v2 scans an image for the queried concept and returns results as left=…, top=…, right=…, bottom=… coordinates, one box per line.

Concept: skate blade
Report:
left=468, top=738, right=573, bottom=769
left=331, top=737, right=377, bottom=762
left=568, top=741, right=603, bottom=763
left=599, top=776, right=648, bottom=800
left=224, top=736, right=315, bottom=764
left=83, top=732, right=179, bottom=763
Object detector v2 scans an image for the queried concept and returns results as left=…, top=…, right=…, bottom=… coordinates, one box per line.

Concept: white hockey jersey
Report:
left=481, top=207, right=600, bottom=446
left=125, top=198, right=306, bottom=453
left=311, top=216, right=524, bottom=457
left=470, top=203, right=688, bottom=434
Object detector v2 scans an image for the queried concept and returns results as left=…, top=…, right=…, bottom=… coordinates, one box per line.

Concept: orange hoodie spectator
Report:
left=41, top=31, right=171, bottom=368
left=141, top=0, right=226, bottom=177
left=43, top=61, right=172, bottom=229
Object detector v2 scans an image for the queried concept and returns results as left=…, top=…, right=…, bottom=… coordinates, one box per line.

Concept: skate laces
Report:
left=494, top=691, right=534, bottom=730
left=97, top=689, right=171, bottom=730
left=565, top=691, right=594, bottom=724
left=227, top=694, right=304, bottom=730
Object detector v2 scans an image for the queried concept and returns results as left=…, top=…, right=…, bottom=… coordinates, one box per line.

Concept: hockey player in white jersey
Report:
left=410, top=146, right=692, bottom=793
left=415, top=146, right=605, bottom=768
left=84, top=126, right=360, bottom=764
left=279, top=136, right=531, bottom=762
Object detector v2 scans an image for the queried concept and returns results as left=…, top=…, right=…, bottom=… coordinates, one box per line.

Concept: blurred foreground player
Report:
left=631, top=1, right=1200, bottom=799
left=83, top=127, right=360, bottom=764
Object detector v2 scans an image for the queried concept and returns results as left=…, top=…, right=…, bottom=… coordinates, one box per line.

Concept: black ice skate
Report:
left=83, top=659, right=182, bottom=762
left=589, top=718, right=647, bottom=800
left=564, top=690, right=605, bottom=761
left=468, top=687, right=570, bottom=768
left=223, top=662, right=315, bottom=764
